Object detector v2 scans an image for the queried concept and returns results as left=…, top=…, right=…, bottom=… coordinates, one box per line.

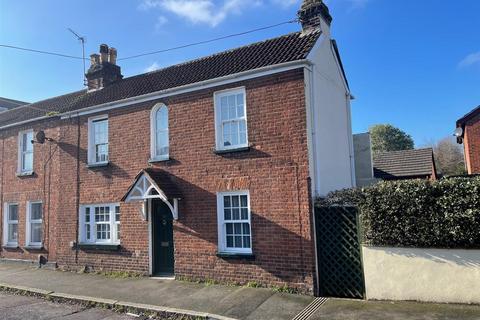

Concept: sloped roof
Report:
left=457, top=105, right=480, bottom=126
left=0, top=97, right=28, bottom=111
left=0, top=30, right=320, bottom=129
left=373, top=148, right=436, bottom=179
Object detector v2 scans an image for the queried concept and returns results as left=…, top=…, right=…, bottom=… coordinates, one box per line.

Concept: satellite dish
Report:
left=453, top=127, right=463, bottom=138
left=35, top=131, right=46, bottom=144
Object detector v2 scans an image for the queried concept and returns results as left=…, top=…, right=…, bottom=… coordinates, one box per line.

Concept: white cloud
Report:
left=155, top=15, right=169, bottom=30
left=459, top=51, right=480, bottom=68
left=141, top=0, right=261, bottom=27
left=144, top=62, right=161, bottom=72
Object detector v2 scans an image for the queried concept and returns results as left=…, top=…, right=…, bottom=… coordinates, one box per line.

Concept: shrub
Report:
left=317, top=176, right=480, bottom=248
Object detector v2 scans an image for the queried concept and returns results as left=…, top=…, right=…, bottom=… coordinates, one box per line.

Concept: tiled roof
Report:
left=0, top=97, right=28, bottom=110
left=457, top=105, right=480, bottom=126
left=0, top=30, right=320, bottom=129
left=373, top=148, right=436, bottom=179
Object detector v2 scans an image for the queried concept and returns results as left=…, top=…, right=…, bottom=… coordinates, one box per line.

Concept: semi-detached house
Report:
left=0, top=0, right=354, bottom=294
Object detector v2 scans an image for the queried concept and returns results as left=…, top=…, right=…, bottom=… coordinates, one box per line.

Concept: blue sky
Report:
left=1, top=0, right=479, bottom=146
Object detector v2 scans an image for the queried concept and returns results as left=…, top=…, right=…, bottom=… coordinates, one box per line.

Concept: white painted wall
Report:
left=362, top=246, right=480, bottom=304
left=306, top=34, right=355, bottom=197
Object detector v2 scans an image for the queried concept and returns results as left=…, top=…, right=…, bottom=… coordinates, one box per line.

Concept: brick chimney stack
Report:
left=86, top=44, right=123, bottom=90
left=298, top=0, right=332, bottom=35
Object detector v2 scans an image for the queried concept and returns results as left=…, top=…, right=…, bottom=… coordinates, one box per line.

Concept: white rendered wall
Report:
left=306, top=35, right=355, bottom=197
left=362, top=246, right=480, bottom=304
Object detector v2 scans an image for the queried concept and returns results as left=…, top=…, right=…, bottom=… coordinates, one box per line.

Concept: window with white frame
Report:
left=217, top=191, right=252, bottom=254
left=214, top=88, right=248, bottom=151
left=79, top=204, right=120, bottom=245
left=18, top=130, right=34, bottom=173
left=26, top=201, right=43, bottom=247
left=3, top=203, right=19, bottom=246
left=88, top=116, right=109, bottom=164
left=150, top=104, right=169, bottom=160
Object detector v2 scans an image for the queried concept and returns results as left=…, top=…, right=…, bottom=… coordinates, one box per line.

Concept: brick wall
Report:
left=0, top=121, right=61, bottom=262
left=0, top=69, right=316, bottom=293
left=464, top=113, right=480, bottom=174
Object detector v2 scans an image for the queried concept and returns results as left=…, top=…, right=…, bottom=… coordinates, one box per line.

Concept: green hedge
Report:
left=317, top=177, right=480, bottom=248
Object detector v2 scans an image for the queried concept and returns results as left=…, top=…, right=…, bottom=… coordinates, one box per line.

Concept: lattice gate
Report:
left=315, top=206, right=365, bottom=299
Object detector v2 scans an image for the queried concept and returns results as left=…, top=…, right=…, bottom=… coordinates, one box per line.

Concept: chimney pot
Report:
left=109, top=47, right=117, bottom=65
left=298, top=0, right=332, bottom=32
left=86, top=44, right=122, bottom=90
left=99, top=44, right=109, bottom=63
left=90, top=54, right=100, bottom=66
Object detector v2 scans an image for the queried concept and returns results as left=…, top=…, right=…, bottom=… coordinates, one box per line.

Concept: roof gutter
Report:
left=59, top=59, right=312, bottom=120
left=0, top=115, right=61, bottom=130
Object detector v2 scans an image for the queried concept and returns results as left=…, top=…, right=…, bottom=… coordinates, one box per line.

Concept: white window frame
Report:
left=18, top=129, right=34, bottom=174
left=87, top=115, right=109, bottom=165
left=216, top=190, right=252, bottom=254
left=3, top=203, right=19, bottom=247
left=79, top=203, right=120, bottom=245
left=214, top=87, right=248, bottom=151
left=26, top=201, right=43, bottom=248
left=150, top=103, right=169, bottom=161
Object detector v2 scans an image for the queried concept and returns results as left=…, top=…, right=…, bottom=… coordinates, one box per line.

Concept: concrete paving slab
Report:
left=310, top=299, right=480, bottom=320
left=244, top=292, right=314, bottom=320
left=213, top=287, right=275, bottom=319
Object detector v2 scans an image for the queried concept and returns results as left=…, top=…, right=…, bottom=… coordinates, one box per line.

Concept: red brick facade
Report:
left=0, top=70, right=316, bottom=293
left=462, top=112, right=480, bottom=174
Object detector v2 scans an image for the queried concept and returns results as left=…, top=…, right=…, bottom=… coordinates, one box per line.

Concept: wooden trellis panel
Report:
left=315, top=206, right=365, bottom=299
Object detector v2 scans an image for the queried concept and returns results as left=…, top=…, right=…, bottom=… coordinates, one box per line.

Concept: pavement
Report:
left=0, top=291, right=136, bottom=320
left=0, top=263, right=312, bottom=320
left=0, top=263, right=479, bottom=320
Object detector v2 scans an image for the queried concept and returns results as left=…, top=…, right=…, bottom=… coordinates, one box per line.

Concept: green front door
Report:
left=152, top=200, right=174, bottom=276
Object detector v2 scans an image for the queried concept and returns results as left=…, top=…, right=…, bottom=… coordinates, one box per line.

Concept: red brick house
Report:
left=0, top=0, right=354, bottom=294
left=456, top=105, right=480, bottom=174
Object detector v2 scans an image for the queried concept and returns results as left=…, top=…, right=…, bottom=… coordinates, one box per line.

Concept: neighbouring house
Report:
left=456, top=105, right=480, bottom=174
left=373, top=148, right=438, bottom=181
left=0, top=97, right=27, bottom=112
left=353, top=137, right=438, bottom=184
left=0, top=0, right=354, bottom=294
left=353, top=133, right=376, bottom=186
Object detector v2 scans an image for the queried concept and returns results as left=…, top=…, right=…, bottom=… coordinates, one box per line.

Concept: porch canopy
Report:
left=121, top=168, right=181, bottom=220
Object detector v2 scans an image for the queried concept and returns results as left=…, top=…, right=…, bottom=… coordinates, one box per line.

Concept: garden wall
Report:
left=362, top=246, right=480, bottom=304
left=319, top=176, right=480, bottom=304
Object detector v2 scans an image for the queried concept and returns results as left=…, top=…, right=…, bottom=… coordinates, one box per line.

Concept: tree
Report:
left=369, top=124, right=414, bottom=153
left=433, top=137, right=466, bottom=176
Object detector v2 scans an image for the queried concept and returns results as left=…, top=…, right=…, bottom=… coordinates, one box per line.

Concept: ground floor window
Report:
left=79, top=203, right=120, bottom=245
left=3, top=203, right=19, bottom=247
left=216, top=191, right=252, bottom=254
left=26, top=201, right=43, bottom=247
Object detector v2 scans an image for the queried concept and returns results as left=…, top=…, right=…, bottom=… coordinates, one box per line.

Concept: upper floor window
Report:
left=79, top=203, right=120, bottom=245
left=216, top=191, right=252, bottom=254
left=26, top=201, right=43, bottom=248
left=3, top=203, right=19, bottom=247
left=214, top=88, right=248, bottom=151
left=88, top=116, right=109, bottom=165
left=150, top=104, right=169, bottom=161
left=18, top=130, right=34, bottom=174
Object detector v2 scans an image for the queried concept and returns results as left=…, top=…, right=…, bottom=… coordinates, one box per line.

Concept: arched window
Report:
left=150, top=104, right=169, bottom=160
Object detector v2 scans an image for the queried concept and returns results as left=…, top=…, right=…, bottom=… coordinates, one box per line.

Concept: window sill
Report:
left=23, top=245, right=44, bottom=251
left=148, top=156, right=170, bottom=163
left=76, top=243, right=120, bottom=251
left=214, top=146, right=251, bottom=155
left=86, top=162, right=109, bottom=168
left=216, top=252, right=255, bottom=260
left=16, top=171, right=34, bottom=177
left=2, top=244, right=19, bottom=249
